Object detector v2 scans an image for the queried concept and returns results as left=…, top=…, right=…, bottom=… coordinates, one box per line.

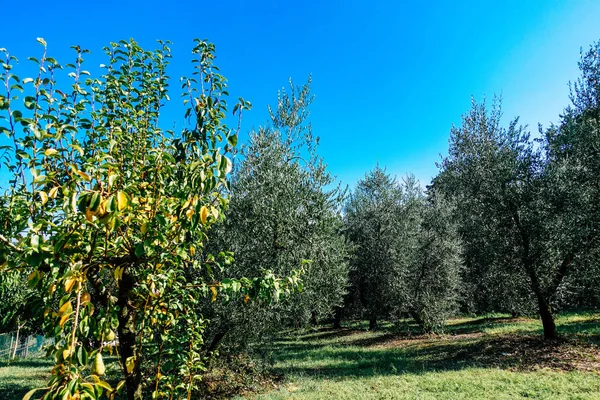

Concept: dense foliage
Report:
left=343, top=168, right=462, bottom=332
left=433, top=41, right=600, bottom=339
left=202, top=79, right=349, bottom=357
left=0, top=39, right=300, bottom=400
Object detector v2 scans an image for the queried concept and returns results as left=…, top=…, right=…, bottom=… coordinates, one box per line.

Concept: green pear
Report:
left=92, top=352, right=106, bottom=376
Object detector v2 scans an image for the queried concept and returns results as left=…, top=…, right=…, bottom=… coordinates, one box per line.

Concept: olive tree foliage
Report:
left=0, top=39, right=299, bottom=400
left=344, top=168, right=462, bottom=332
left=399, top=192, right=463, bottom=332
left=542, top=40, right=600, bottom=310
left=343, top=167, right=404, bottom=330
left=434, top=86, right=600, bottom=339
left=203, top=79, right=349, bottom=353
left=432, top=102, right=537, bottom=317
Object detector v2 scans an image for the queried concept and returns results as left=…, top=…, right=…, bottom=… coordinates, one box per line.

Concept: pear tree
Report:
left=0, top=38, right=299, bottom=400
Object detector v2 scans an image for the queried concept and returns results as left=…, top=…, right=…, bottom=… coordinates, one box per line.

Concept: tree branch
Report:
left=0, top=233, right=23, bottom=253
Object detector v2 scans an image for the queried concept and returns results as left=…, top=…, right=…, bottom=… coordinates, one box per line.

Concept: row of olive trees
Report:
left=1, top=34, right=600, bottom=400
left=198, top=79, right=464, bottom=350
left=198, top=78, right=350, bottom=358
left=330, top=40, right=600, bottom=339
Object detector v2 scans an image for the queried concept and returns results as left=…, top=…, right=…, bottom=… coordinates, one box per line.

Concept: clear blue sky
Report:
left=2, top=0, right=600, bottom=188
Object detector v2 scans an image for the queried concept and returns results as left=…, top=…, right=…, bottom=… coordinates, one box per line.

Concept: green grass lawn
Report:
left=0, top=356, right=122, bottom=400
left=2, top=312, right=599, bottom=400
left=0, top=358, right=53, bottom=400
left=244, top=312, right=600, bottom=399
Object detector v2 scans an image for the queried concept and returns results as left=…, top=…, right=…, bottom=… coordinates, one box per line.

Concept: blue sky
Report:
left=2, top=0, right=600, bottom=188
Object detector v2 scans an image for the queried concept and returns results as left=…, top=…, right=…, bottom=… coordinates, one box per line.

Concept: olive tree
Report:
left=202, top=79, right=349, bottom=354
left=0, top=39, right=299, bottom=400
left=401, top=192, right=463, bottom=332
left=344, top=167, right=405, bottom=330
left=435, top=87, right=600, bottom=339
left=541, top=40, right=600, bottom=312
left=344, top=169, right=462, bottom=332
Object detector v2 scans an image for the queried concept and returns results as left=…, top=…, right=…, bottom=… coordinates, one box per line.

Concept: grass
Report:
left=2, top=312, right=599, bottom=400
left=0, top=356, right=122, bottom=400
left=242, top=311, right=600, bottom=399
left=0, top=358, right=53, bottom=400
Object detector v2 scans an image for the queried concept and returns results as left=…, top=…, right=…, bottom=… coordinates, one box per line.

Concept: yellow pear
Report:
left=92, top=352, right=106, bottom=376
left=105, top=329, right=116, bottom=341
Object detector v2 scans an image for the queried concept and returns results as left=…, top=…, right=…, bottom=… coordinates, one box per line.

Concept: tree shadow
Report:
left=344, top=332, right=400, bottom=348
left=270, top=330, right=600, bottom=380
left=0, top=358, right=52, bottom=369
left=0, top=383, right=34, bottom=400
left=444, top=316, right=537, bottom=335
left=0, top=359, right=52, bottom=400
left=450, top=316, right=515, bottom=326
left=300, top=328, right=364, bottom=342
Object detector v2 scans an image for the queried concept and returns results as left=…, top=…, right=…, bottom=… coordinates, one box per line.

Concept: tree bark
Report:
left=11, top=320, right=20, bottom=359
left=523, top=261, right=558, bottom=339
left=523, top=262, right=558, bottom=340
left=537, top=296, right=557, bottom=340
left=332, top=307, right=343, bottom=329
left=509, top=203, right=559, bottom=340
left=117, top=270, right=142, bottom=400
left=369, top=315, right=378, bottom=331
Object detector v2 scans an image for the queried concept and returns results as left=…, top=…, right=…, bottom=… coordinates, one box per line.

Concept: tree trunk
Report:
left=332, top=307, right=342, bottom=329
left=523, top=263, right=558, bottom=340
left=537, top=296, right=557, bottom=340
left=310, top=310, right=318, bottom=326
left=508, top=202, right=560, bottom=340
left=204, top=326, right=230, bottom=369
left=9, top=334, right=14, bottom=359
left=524, top=262, right=558, bottom=340
left=410, top=310, right=424, bottom=328
left=12, top=319, right=22, bottom=359
left=117, top=270, right=142, bottom=400
left=369, top=315, right=377, bottom=331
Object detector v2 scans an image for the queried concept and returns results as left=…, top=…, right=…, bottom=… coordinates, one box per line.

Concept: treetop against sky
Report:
left=2, top=0, right=600, bottom=188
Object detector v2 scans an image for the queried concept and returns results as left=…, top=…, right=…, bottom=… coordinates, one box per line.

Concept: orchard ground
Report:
left=1, top=312, right=599, bottom=400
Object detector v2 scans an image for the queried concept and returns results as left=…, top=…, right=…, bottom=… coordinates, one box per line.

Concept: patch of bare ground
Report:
left=469, top=335, right=600, bottom=372
left=352, top=329, right=600, bottom=373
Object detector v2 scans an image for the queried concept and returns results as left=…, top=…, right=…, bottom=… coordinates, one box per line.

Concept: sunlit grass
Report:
left=0, top=358, right=52, bottom=400
left=2, top=312, right=599, bottom=400
left=245, top=311, right=600, bottom=399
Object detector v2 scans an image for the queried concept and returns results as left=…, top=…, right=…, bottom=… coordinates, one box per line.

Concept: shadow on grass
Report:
left=446, top=316, right=518, bottom=333
left=344, top=333, right=399, bottom=348
left=300, top=329, right=364, bottom=342
left=274, top=335, right=600, bottom=378
left=0, top=358, right=52, bottom=369
left=0, top=358, right=52, bottom=400
left=0, top=384, right=33, bottom=400
left=269, top=316, right=600, bottom=380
